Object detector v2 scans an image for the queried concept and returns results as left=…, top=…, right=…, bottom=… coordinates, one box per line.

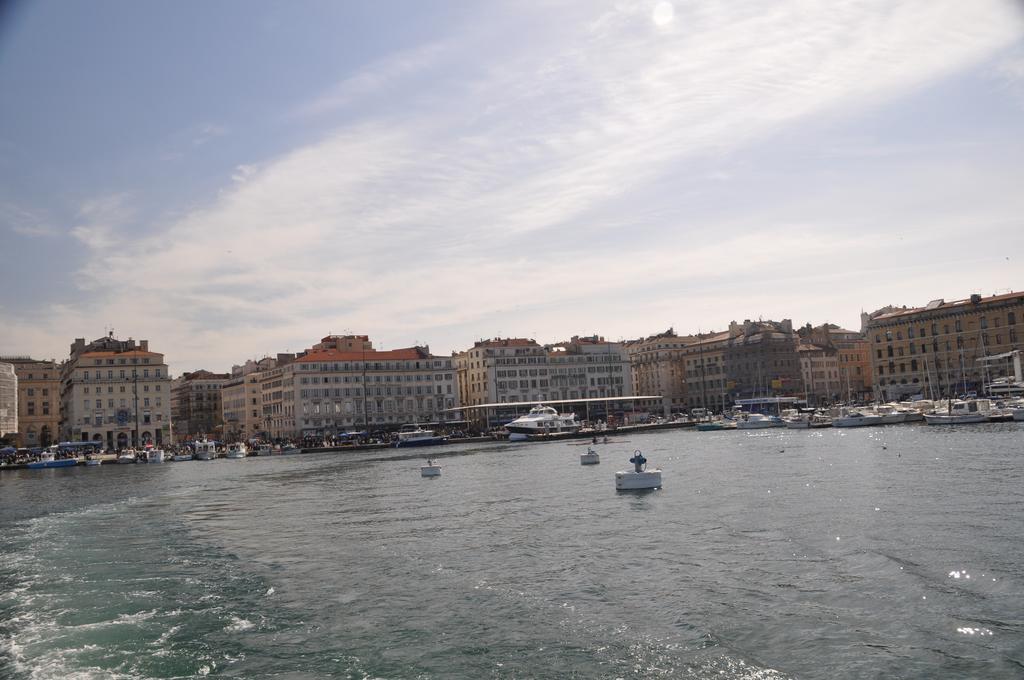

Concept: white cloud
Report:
left=25, top=0, right=1024, bottom=372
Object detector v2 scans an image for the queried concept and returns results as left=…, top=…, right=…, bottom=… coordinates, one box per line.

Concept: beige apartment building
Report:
left=0, top=362, right=16, bottom=439
left=0, top=357, right=61, bottom=447
left=863, top=291, right=1024, bottom=401
left=60, top=335, right=172, bottom=448
left=222, top=357, right=280, bottom=442
left=456, top=338, right=549, bottom=408
left=625, top=329, right=690, bottom=416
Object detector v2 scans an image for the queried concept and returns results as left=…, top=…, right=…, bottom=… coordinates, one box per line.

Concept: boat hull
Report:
left=27, top=459, right=78, bottom=469
left=172, top=454, right=193, bottom=462
left=395, top=437, right=447, bottom=448
left=924, top=414, right=987, bottom=425
left=833, top=416, right=883, bottom=427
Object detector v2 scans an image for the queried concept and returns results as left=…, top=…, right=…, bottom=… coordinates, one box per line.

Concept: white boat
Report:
left=420, top=459, right=442, bottom=477
left=809, top=413, right=833, bottom=428
left=505, top=404, right=581, bottom=436
left=783, top=411, right=810, bottom=429
left=924, top=399, right=991, bottom=425
left=832, top=409, right=883, bottom=428
left=226, top=443, right=248, bottom=459
left=117, top=451, right=138, bottom=464
left=194, top=440, right=217, bottom=460
left=394, top=424, right=447, bottom=448
left=84, top=458, right=102, bottom=466
left=580, top=447, right=600, bottom=465
left=735, top=413, right=784, bottom=430
left=145, top=448, right=165, bottom=463
left=252, top=444, right=274, bottom=456
left=280, top=444, right=302, bottom=454
left=615, top=450, right=661, bottom=490
left=171, top=452, right=193, bottom=462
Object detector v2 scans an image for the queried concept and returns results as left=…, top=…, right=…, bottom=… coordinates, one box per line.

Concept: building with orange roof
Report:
left=265, top=335, right=459, bottom=439
left=60, top=334, right=171, bottom=448
left=862, top=291, right=1024, bottom=400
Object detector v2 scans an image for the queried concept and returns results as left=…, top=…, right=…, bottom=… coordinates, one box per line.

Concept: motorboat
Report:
left=783, top=412, right=810, bottom=429
left=194, top=439, right=217, bottom=460
left=505, top=404, right=581, bottom=436
left=696, top=417, right=736, bottom=431
left=27, top=451, right=78, bottom=469
left=580, top=447, right=600, bottom=465
left=832, top=409, right=883, bottom=428
left=145, top=448, right=165, bottom=463
left=84, top=457, right=102, bottom=466
left=117, top=451, right=138, bottom=464
left=420, top=459, right=442, bottom=477
left=924, top=399, right=991, bottom=425
left=226, top=443, right=248, bottom=459
left=809, top=413, right=833, bottom=428
left=615, top=450, right=661, bottom=490
left=253, top=444, right=274, bottom=456
left=735, top=413, right=784, bottom=430
left=171, top=451, right=193, bottom=462
left=280, top=444, right=302, bottom=454
left=394, top=424, right=447, bottom=448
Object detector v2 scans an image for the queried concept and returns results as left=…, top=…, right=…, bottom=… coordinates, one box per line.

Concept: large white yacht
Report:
left=505, top=405, right=580, bottom=436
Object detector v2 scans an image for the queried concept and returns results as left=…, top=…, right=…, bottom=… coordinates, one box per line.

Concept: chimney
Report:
left=140, top=340, right=149, bottom=352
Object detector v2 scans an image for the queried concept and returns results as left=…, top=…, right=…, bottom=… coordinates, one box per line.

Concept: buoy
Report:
left=420, top=459, right=441, bottom=477
left=580, top=447, right=600, bottom=465
left=615, top=450, right=662, bottom=490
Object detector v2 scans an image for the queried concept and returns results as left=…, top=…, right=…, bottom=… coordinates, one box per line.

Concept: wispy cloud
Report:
left=15, top=0, right=1024, bottom=372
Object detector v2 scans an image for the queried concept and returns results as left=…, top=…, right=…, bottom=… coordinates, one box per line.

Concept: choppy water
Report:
left=2, top=424, right=1023, bottom=679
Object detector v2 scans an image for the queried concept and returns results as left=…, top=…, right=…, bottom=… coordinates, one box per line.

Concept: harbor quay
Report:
left=1, top=290, right=1023, bottom=460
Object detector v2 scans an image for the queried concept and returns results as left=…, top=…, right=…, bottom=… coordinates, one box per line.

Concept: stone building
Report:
left=863, top=291, right=1024, bottom=401
left=624, top=329, right=690, bottom=416
left=279, top=335, right=458, bottom=437
left=723, top=319, right=802, bottom=402
left=680, top=330, right=731, bottom=414
left=222, top=356, right=281, bottom=442
left=455, top=338, right=548, bottom=409
left=0, top=362, right=16, bottom=439
left=60, top=335, right=172, bottom=448
left=0, top=357, right=60, bottom=447
left=170, top=369, right=230, bottom=439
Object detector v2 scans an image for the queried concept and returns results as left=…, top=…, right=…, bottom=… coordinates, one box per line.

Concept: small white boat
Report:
left=832, top=410, right=883, bottom=428
left=615, top=450, right=661, bottom=490
left=580, top=447, right=600, bottom=465
left=420, top=459, right=442, bottom=477
left=84, top=457, right=102, bottom=466
left=924, top=399, right=991, bottom=425
left=226, top=443, right=248, bottom=459
left=783, top=414, right=811, bottom=429
left=735, top=413, right=784, bottom=430
left=254, top=444, right=274, bottom=456
left=194, top=440, right=217, bottom=460
left=145, top=448, right=165, bottom=464
left=117, top=451, right=137, bottom=464
left=171, top=452, right=193, bottom=462
left=280, top=444, right=302, bottom=455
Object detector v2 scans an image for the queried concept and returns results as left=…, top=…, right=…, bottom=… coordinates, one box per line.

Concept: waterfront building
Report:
left=680, top=330, right=731, bottom=414
left=59, top=335, right=172, bottom=448
left=455, top=338, right=549, bottom=408
left=723, top=319, right=802, bottom=403
left=863, top=291, right=1024, bottom=401
left=796, top=342, right=840, bottom=406
left=280, top=335, right=459, bottom=438
left=222, top=356, right=281, bottom=442
left=624, top=329, right=689, bottom=416
left=258, top=354, right=297, bottom=441
left=170, top=369, right=230, bottom=440
left=544, top=335, right=632, bottom=404
left=0, top=362, right=17, bottom=439
left=0, top=357, right=60, bottom=447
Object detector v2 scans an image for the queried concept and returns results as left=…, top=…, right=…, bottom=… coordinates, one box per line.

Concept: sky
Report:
left=1, top=0, right=1023, bottom=375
